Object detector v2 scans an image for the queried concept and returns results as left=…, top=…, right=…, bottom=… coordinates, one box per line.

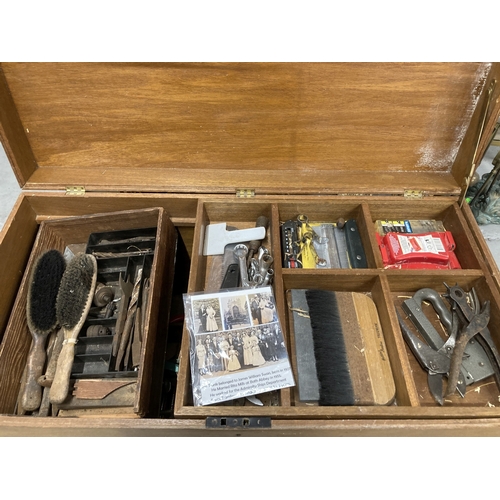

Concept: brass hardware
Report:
left=236, top=189, right=255, bottom=198
left=404, top=190, right=424, bottom=199
left=65, top=186, right=86, bottom=196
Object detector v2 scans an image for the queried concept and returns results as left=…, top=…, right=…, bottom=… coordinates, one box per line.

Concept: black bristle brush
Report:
left=291, top=289, right=395, bottom=406
left=49, top=253, right=97, bottom=405
left=22, top=249, right=66, bottom=411
left=305, top=289, right=355, bottom=405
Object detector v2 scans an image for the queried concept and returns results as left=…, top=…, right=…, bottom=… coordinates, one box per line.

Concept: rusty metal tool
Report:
left=131, top=304, right=142, bottom=369
left=402, top=288, right=494, bottom=388
left=115, top=268, right=142, bottom=371
left=247, top=215, right=269, bottom=264
left=445, top=283, right=500, bottom=396
left=112, top=273, right=133, bottom=357
left=445, top=301, right=491, bottom=397
left=140, top=277, right=150, bottom=336
left=124, top=322, right=134, bottom=371
left=397, top=310, right=466, bottom=405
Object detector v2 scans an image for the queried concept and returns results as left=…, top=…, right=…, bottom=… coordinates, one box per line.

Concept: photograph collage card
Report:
left=184, top=286, right=295, bottom=406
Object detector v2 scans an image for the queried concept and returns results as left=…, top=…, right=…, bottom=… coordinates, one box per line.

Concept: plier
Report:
left=444, top=283, right=500, bottom=397
left=397, top=310, right=466, bottom=405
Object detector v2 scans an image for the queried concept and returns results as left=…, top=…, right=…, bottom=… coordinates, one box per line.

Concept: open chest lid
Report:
left=1, top=62, right=499, bottom=198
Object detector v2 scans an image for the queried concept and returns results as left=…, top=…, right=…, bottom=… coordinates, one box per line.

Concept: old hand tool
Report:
left=247, top=216, right=269, bottom=264
left=112, top=273, right=133, bottom=357
left=219, top=227, right=241, bottom=289
left=131, top=304, right=142, bottom=369
left=115, top=268, right=142, bottom=371
left=203, top=223, right=265, bottom=256
left=445, top=301, right=491, bottom=397
left=234, top=244, right=251, bottom=288
left=445, top=283, right=500, bottom=396
left=402, top=288, right=494, bottom=387
left=397, top=310, right=465, bottom=405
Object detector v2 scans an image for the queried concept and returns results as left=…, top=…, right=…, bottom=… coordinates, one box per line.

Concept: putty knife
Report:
left=203, top=223, right=266, bottom=255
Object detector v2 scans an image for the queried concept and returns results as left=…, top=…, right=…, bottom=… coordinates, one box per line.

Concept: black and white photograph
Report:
left=248, top=291, right=278, bottom=325
left=192, top=297, right=221, bottom=334
left=184, top=287, right=295, bottom=406
left=220, top=293, right=251, bottom=330
left=193, top=323, right=288, bottom=379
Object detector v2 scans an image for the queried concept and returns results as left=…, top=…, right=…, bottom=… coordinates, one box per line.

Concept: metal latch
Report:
left=236, top=189, right=255, bottom=198
left=65, top=186, right=86, bottom=196
left=206, top=417, right=271, bottom=429
left=404, top=190, right=424, bottom=199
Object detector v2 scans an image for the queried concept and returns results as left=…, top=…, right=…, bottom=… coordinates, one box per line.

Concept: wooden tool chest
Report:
left=1, top=62, right=500, bottom=436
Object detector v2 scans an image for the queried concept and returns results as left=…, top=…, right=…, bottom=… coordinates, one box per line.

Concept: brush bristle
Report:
left=305, top=289, right=355, bottom=405
left=56, top=253, right=97, bottom=329
left=27, top=249, right=66, bottom=335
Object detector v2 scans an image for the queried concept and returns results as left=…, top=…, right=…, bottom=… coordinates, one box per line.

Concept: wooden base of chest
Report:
left=2, top=191, right=500, bottom=436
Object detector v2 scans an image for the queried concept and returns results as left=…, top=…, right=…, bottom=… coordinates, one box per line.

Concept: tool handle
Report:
left=221, top=263, right=240, bottom=288
left=49, top=335, right=76, bottom=405
left=131, top=305, right=142, bottom=368
left=38, top=328, right=64, bottom=388
left=115, top=308, right=136, bottom=371
left=445, top=334, right=468, bottom=397
left=21, top=333, right=49, bottom=411
left=248, top=216, right=269, bottom=255
left=345, top=219, right=367, bottom=268
left=226, top=227, right=266, bottom=245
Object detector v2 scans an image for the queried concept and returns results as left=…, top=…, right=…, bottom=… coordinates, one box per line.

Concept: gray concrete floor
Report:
left=0, top=143, right=21, bottom=230
left=1, top=141, right=500, bottom=270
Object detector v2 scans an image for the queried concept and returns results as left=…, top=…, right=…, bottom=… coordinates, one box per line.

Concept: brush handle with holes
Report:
left=49, top=333, right=77, bottom=405
left=37, top=329, right=64, bottom=417
left=22, top=332, right=50, bottom=411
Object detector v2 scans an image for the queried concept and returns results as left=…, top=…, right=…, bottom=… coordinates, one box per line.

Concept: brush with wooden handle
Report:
left=22, top=249, right=66, bottom=412
left=37, top=328, right=64, bottom=417
left=49, top=253, right=98, bottom=405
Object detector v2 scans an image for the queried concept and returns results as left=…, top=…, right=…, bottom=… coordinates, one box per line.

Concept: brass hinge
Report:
left=236, top=189, right=255, bottom=198
left=65, top=186, right=86, bottom=196
left=404, top=190, right=424, bottom=199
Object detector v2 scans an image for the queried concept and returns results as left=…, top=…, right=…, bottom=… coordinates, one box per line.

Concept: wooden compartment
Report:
left=174, top=197, right=500, bottom=422
left=2, top=62, right=500, bottom=436
left=0, top=207, right=177, bottom=417
left=388, top=274, right=500, bottom=408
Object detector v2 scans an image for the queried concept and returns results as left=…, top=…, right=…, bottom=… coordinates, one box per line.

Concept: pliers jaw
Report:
left=397, top=310, right=466, bottom=405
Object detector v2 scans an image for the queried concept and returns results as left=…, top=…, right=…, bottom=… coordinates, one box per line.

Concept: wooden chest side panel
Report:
left=0, top=195, right=38, bottom=341
left=0, top=223, right=66, bottom=413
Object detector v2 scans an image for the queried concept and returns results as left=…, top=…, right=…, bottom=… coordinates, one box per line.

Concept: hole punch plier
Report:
left=397, top=310, right=466, bottom=405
